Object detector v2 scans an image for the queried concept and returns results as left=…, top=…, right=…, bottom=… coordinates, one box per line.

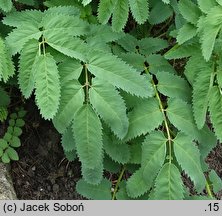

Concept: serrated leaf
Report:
left=61, top=126, right=76, bottom=152
left=154, top=163, right=184, bottom=200
left=0, top=37, right=15, bottom=82
left=87, top=51, right=153, bottom=98
left=3, top=10, right=42, bottom=28
left=138, top=37, right=168, bottom=56
left=192, top=61, right=213, bottom=129
left=15, top=119, right=25, bottom=127
left=18, top=39, right=39, bottom=98
left=53, top=80, right=84, bottom=133
left=126, top=168, right=150, bottom=198
left=72, top=104, right=103, bottom=169
left=173, top=133, right=206, bottom=192
left=164, top=43, right=200, bottom=60
left=81, top=0, right=92, bottom=6
left=103, top=133, right=130, bottom=164
left=46, top=35, right=87, bottom=61
left=64, top=150, right=76, bottom=161
left=125, top=98, right=164, bottom=141
left=97, top=0, right=116, bottom=24
left=178, top=0, right=201, bottom=24
left=112, top=0, right=129, bottom=31
left=177, top=23, right=197, bottom=44
left=81, top=162, right=103, bottom=185
left=209, top=170, right=222, bottom=193
left=5, top=25, right=42, bottom=55
left=129, top=0, right=149, bottom=24
left=142, top=131, right=167, bottom=183
left=34, top=53, right=60, bottom=119
left=0, top=87, right=10, bottom=106
left=0, top=0, right=12, bottom=12
left=197, top=0, right=217, bottom=13
left=156, top=71, right=191, bottom=102
left=44, top=6, right=80, bottom=16
left=58, top=59, right=83, bottom=85
left=166, top=98, right=200, bottom=139
left=129, top=142, right=142, bottom=164
left=149, top=1, right=173, bottom=25
left=42, top=13, right=89, bottom=39
left=208, top=86, right=222, bottom=141
left=90, top=78, right=128, bottom=139
left=76, top=178, right=112, bottom=200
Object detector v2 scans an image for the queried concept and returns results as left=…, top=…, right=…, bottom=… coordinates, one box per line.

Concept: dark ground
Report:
left=9, top=99, right=83, bottom=199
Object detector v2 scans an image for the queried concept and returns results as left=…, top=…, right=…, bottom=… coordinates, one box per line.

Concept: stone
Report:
left=0, top=163, right=17, bottom=199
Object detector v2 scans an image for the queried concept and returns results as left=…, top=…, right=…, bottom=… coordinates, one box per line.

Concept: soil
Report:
left=9, top=99, right=84, bottom=200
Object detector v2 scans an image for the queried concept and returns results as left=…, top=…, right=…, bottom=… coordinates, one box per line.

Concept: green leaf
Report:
left=125, top=98, right=164, bottom=141
left=208, top=86, right=222, bottom=141
left=142, top=131, right=167, bottom=183
left=178, top=0, right=201, bottom=24
left=0, top=37, right=15, bottom=82
left=149, top=1, right=173, bottom=25
left=3, top=10, right=42, bottom=28
left=0, top=139, right=8, bottom=150
left=112, top=0, right=129, bottom=31
left=192, top=61, right=213, bottom=129
left=138, top=37, right=168, bottom=56
left=61, top=126, right=76, bottom=152
left=58, top=59, right=83, bottom=85
left=81, top=162, right=103, bottom=185
left=90, top=78, right=128, bottom=139
left=103, top=133, right=130, bottom=164
left=5, top=25, right=42, bottom=55
left=5, top=147, right=19, bottom=161
left=1, top=152, right=10, bottom=163
left=13, top=127, right=22, bottom=136
left=18, top=39, right=39, bottom=98
left=177, top=23, right=197, bottom=44
left=42, top=13, right=89, bottom=39
left=0, top=87, right=10, bottom=106
left=15, top=119, right=25, bottom=127
left=154, top=163, right=184, bottom=200
left=46, top=35, right=87, bottom=61
left=126, top=168, right=150, bottom=198
left=53, top=80, right=84, bottom=133
left=156, top=71, right=192, bottom=102
left=129, top=142, right=142, bottom=164
left=34, top=53, right=60, bottom=120
left=10, top=136, right=21, bottom=148
left=87, top=51, right=153, bottom=98
left=0, top=0, right=12, bottom=12
left=98, top=0, right=116, bottom=24
left=76, top=178, right=112, bottom=200
left=72, top=104, right=103, bottom=169
left=64, top=150, right=76, bottom=161
left=128, top=0, right=149, bottom=24
left=173, top=133, right=206, bottom=192
left=197, top=0, right=217, bottom=13
left=166, top=98, right=199, bottom=139
left=209, top=170, right=222, bottom=193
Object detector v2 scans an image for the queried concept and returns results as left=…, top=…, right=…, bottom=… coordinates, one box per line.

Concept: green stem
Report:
left=84, top=64, right=89, bottom=103
left=112, top=166, right=126, bottom=200
left=206, top=180, right=214, bottom=198
left=144, top=66, right=173, bottom=163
